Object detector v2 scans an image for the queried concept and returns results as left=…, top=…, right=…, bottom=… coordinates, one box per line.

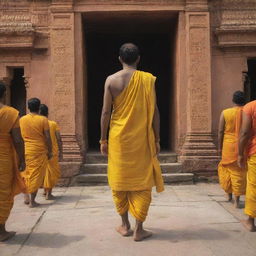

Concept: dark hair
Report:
left=232, top=91, right=245, bottom=106
left=119, top=43, right=140, bottom=65
left=39, top=104, right=49, bottom=117
left=28, top=98, right=41, bottom=112
left=0, top=81, right=6, bottom=98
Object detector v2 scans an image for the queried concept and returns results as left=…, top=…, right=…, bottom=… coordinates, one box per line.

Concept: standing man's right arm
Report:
left=43, top=119, right=53, bottom=160
left=11, top=118, right=26, bottom=171
left=218, top=111, right=225, bottom=156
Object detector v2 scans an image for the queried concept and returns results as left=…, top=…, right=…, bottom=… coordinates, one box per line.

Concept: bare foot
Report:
left=24, top=194, right=30, bottom=205
left=0, top=231, right=16, bottom=242
left=134, top=229, right=152, bottom=242
left=45, top=194, right=57, bottom=200
left=116, top=225, right=133, bottom=237
left=226, top=193, right=232, bottom=202
left=241, top=220, right=256, bottom=232
left=234, top=201, right=240, bottom=209
left=29, top=201, right=40, bottom=208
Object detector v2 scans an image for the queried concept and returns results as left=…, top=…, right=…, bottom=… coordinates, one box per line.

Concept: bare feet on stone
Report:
left=116, top=225, right=133, bottom=237
left=133, top=229, right=152, bottom=242
left=0, top=231, right=16, bottom=242
left=24, top=194, right=30, bottom=205
left=234, top=201, right=240, bottom=209
left=241, top=219, right=256, bottom=232
left=226, top=193, right=232, bottom=202
left=29, top=201, right=40, bottom=208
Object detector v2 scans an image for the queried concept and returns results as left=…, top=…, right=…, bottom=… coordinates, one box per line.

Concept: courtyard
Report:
left=1, top=184, right=255, bottom=256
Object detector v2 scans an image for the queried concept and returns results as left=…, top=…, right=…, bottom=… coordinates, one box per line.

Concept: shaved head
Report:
left=119, top=43, right=140, bottom=65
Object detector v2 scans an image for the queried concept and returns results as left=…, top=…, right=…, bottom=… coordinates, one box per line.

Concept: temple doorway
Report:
left=245, top=59, right=256, bottom=102
left=84, top=12, right=177, bottom=150
left=10, top=68, right=27, bottom=116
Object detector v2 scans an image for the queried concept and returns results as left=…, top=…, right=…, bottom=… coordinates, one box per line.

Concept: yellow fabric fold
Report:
left=245, top=154, right=256, bottom=218
left=112, top=190, right=151, bottom=222
left=44, top=120, right=60, bottom=189
left=20, top=114, right=49, bottom=193
left=0, top=106, right=26, bottom=224
left=218, top=107, right=247, bottom=196
left=108, top=70, right=164, bottom=193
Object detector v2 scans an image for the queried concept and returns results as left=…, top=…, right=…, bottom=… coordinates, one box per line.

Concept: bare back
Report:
left=108, top=69, right=136, bottom=99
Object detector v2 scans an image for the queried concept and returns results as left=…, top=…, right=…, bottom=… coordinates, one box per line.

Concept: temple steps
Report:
left=74, top=173, right=194, bottom=185
left=72, top=152, right=194, bottom=185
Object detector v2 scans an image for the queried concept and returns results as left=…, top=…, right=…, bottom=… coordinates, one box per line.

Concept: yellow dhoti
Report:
left=44, top=156, right=60, bottom=189
left=43, top=120, right=60, bottom=189
left=20, top=113, right=49, bottom=194
left=108, top=71, right=164, bottom=221
left=0, top=106, right=26, bottom=224
left=245, top=155, right=256, bottom=218
left=112, top=191, right=151, bottom=222
left=218, top=107, right=246, bottom=196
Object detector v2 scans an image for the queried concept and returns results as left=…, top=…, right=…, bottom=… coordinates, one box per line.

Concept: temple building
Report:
left=1, top=0, right=256, bottom=184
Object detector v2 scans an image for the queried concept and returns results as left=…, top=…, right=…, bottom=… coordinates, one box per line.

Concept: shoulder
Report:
left=49, top=120, right=57, bottom=127
left=243, top=101, right=256, bottom=115
left=4, top=106, right=19, bottom=116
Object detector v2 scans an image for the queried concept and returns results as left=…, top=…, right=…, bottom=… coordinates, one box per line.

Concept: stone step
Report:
left=73, top=173, right=194, bottom=185
left=85, top=152, right=178, bottom=164
left=80, top=162, right=183, bottom=174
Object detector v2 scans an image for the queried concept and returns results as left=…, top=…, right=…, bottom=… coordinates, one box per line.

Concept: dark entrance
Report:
left=84, top=12, right=177, bottom=150
left=11, top=68, right=26, bottom=116
left=244, top=59, right=256, bottom=102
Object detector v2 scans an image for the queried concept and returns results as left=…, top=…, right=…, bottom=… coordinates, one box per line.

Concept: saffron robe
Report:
left=218, top=107, right=246, bottom=196
left=108, top=71, right=164, bottom=221
left=44, top=120, right=61, bottom=189
left=20, top=114, right=49, bottom=193
left=0, top=106, right=26, bottom=224
left=243, top=101, right=256, bottom=218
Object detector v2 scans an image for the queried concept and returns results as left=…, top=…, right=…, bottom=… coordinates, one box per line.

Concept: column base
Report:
left=59, top=134, right=83, bottom=185
left=179, top=133, right=220, bottom=180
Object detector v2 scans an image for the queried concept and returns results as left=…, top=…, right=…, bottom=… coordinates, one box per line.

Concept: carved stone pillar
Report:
left=180, top=10, right=219, bottom=177
left=50, top=2, right=82, bottom=184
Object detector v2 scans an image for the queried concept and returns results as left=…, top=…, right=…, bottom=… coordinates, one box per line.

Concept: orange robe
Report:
left=44, top=120, right=61, bottom=189
left=108, top=71, right=164, bottom=222
left=218, top=107, right=246, bottom=196
left=20, top=114, right=49, bottom=194
left=0, top=106, right=26, bottom=224
left=243, top=101, right=256, bottom=218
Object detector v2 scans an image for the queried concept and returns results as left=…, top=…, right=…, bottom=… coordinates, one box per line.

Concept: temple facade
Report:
left=1, top=0, right=256, bottom=183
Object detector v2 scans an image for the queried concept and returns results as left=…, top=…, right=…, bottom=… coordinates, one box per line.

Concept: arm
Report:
left=11, top=127, right=26, bottom=171
left=238, top=112, right=251, bottom=168
left=218, top=111, right=225, bottom=156
left=152, top=89, right=161, bottom=155
left=100, top=77, right=113, bottom=155
left=44, top=129, right=53, bottom=160
left=55, top=130, right=63, bottom=161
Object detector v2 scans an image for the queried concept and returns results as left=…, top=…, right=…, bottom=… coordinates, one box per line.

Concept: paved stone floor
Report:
left=1, top=184, right=256, bottom=256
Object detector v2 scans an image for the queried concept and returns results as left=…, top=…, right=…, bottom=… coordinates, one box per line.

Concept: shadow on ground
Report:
left=149, top=228, right=229, bottom=242
left=8, top=233, right=84, bottom=248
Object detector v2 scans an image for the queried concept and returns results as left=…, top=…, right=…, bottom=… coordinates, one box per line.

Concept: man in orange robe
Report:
left=20, top=98, right=52, bottom=208
left=218, top=91, right=247, bottom=208
left=238, top=99, right=256, bottom=231
left=100, top=43, right=164, bottom=241
left=0, top=82, right=26, bottom=241
left=39, top=104, right=63, bottom=200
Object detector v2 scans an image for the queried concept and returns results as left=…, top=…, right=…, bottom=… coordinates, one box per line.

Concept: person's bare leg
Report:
left=29, top=190, right=40, bottom=208
left=0, top=224, right=16, bottom=242
left=241, top=217, right=256, bottom=232
left=226, top=193, right=232, bottom=202
left=23, top=194, right=30, bottom=205
left=234, top=196, right=240, bottom=208
left=45, top=188, right=56, bottom=200
left=116, top=211, right=133, bottom=237
left=133, top=220, right=152, bottom=242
